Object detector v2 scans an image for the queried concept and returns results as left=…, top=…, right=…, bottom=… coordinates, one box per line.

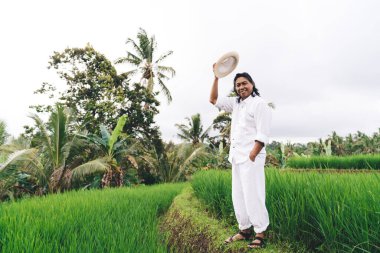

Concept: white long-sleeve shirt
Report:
left=215, top=95, right=272, bottom=164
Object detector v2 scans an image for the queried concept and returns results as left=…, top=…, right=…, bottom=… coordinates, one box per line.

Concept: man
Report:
left=209, top=67, right=272, bottom=249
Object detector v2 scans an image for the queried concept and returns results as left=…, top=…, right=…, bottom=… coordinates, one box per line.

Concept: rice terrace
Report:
left=1, top=5, right=380, bottom=252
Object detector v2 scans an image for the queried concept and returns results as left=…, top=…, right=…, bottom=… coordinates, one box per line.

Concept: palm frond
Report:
left=125, top=37, right=145, bottom=59
left=155, top=51, right=173, bottom=64
left=157, top=65, right=176, bottom=77
left=71, top=158, right=109, bottom=180
left=201, top=123, right=212, bottom=142
left=158, top=78, right=172, bottom=103
left=137, top=28, right=151, bottom=60
left=0, top=144, right=22, bottom=156
left=175, top=124, right=192, bottom=142
left=120, top=69, right=139, bottom=78
left=0, top=149, right=46, bottom=185
left=174, top=145, right=206, bottom=181
left=191, top=113, right=202, bottom=136
left=139, top=155, right=158, bottom=170
left=148, top=35, right=156, bottom=62
left=157, top=72, right=170, bottom=81
left=29, top=113, right=54, bottom=162
left=49, top=104, right=69, bottom=167
left=115, top=54, right=142, bottom=66
left=126, top=155, right=138, bottom=169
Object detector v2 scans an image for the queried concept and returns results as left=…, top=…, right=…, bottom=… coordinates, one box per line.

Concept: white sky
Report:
left=0, top=0, right=379, bottom=144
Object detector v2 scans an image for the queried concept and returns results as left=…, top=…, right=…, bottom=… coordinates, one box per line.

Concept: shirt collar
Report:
left=239, top=95, right=254, bottom=104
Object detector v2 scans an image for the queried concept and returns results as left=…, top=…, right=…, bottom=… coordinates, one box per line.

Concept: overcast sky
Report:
left=1, top=0, right=379, bottom=143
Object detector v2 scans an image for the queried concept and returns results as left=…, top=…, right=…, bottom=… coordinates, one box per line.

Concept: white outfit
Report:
left=215, top=95, right=272, bottom=233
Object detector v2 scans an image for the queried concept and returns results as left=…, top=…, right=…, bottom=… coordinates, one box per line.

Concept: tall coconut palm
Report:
left=115, top=28, right=176, bottom=103
left=175, top=113, right=211, bottom=145
left=71, top=115, right=137, bottom=188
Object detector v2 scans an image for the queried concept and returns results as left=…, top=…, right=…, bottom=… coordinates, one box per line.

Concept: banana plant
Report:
left=72, top=115, right=137, bottom=187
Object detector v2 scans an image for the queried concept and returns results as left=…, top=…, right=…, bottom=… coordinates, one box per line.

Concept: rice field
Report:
left=0, top=183, right=185, bottom=253
left=286, top=154, right=380, bottom=170
left=192, top=169, right=380, bottom=252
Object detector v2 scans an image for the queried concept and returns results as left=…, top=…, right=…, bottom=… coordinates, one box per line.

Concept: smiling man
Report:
left=209, top=68, right=272, bottom=249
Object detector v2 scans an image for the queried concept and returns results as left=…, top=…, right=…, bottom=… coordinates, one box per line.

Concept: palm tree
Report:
left=71, top=115, right=137, bottom=188
left=0, top=104, right=77, bottom=195
left=115, top=28, right=176, bottom=103
left=175, top=113, right=211, bottom=145
left=29, top=104, right=80, bottom=191
left=329, top=131, right=344, bottom=156
left=139, top=139, right=207, bottom=182
left=0, top=148, right=45, bottom=200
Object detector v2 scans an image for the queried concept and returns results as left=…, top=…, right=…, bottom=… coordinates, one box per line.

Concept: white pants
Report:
left=232, top=155, right=269, bottom=233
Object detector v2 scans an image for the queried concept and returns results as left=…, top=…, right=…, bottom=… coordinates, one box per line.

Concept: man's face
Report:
left=235, top=77, right=253, bottom=100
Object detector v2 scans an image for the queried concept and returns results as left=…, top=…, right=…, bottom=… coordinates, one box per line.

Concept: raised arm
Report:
left=210, top=64, right=219, bottom=105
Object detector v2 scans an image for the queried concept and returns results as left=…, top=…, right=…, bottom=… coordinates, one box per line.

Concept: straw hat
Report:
left=214, top=51, right=239, bottom=78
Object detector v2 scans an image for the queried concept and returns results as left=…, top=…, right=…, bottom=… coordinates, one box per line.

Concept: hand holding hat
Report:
left=213, top=51, right=239, bottom=78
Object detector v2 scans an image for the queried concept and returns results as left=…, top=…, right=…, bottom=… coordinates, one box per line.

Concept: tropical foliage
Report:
left=208, top=111, right=231, bottom=149
left=0, top=120, right=8, bottom=146
left=31, top=44, right=160, bottom=137
left=265, top=129, right=380, bottom=167
left=72, top=115, right=138, bottom=187
left=287, top=154, right=380, bottom=170
left=115, top=28, right=176, bottom=103
left=0, top=104, right=77, bottom=199
left=175, top=113, right=210, bottom=145
left=137, top=137, right=208, bottom=183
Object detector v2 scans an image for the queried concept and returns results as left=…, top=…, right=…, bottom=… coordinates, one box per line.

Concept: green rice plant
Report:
left=287, top=154, right=380, bottom=170
left=192, top=169, right=380, bottom=252
left=191, top=170, right=234, bottom=223
left=0, top=183, right=185, bottom=253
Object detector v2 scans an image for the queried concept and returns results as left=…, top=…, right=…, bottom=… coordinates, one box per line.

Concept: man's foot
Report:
left=224, top=228, right=253, bottom=244
left=248, top=232, right=265, bottom=249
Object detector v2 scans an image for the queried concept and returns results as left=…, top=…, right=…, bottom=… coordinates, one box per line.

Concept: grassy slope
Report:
left=160, top=187, right=297, bottom=253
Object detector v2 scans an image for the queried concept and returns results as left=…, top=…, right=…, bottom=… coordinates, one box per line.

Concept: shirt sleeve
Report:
left=215, top=97, right=235, bottom=113
left=254, top=101, right=272, bottom=145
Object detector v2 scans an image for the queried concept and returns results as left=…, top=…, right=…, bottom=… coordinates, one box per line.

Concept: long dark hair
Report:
left=233, top=72, right=260, bottom=102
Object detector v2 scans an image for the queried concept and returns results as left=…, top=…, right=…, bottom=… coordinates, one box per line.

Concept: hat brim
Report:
left=214, top=51, right=239, bottom=78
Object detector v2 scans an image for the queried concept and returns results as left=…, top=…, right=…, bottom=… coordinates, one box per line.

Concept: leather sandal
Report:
left=224, top=228, right=253, bottom=244
left=248, top=236, right=265, bottom=249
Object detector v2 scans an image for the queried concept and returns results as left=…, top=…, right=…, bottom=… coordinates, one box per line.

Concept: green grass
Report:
left=287, top=154, right=380, bottom=170
left=192, top=169, right=380, bottom=252
left=161, top=186, right=297, bottom=252
left=0, top=183, right=186, bottom=253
